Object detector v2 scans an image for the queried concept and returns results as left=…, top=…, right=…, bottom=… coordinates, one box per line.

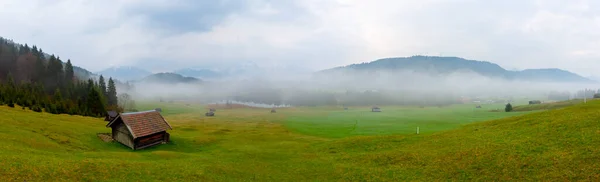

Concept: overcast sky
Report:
left=0, top=0, right=599, bottom=77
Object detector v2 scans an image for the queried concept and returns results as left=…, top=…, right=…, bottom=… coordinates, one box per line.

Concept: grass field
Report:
left=512, top=99, right=594, bottom=112
left=1, top=100, right=599, bottom=181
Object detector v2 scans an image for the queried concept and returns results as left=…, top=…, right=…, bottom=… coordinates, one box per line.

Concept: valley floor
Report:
left=1, top=101, right=599, bottom=181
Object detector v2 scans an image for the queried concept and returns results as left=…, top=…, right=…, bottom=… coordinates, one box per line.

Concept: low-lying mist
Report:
left=119, top=69, right=598, bottom=107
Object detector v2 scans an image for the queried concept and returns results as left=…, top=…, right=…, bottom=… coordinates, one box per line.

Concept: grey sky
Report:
left=0, top=0, right=599, bottom=77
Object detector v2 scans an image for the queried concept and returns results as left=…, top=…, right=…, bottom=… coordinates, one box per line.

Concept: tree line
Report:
left=0, top=37, right=120, bottom=117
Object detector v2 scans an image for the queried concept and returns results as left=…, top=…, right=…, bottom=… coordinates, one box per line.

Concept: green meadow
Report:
left=1, top=100, right=599, bottom=181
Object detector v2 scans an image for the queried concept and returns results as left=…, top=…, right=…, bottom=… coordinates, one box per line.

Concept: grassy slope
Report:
left=512, top=99, right=593, bottom=112
left=1, top=101, right=599, bottom=181
left=322, top=100, right=600, bottom=181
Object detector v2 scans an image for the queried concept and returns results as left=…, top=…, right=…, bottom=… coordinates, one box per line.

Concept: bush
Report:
left=32, top=105, right=42, bottom=112
left=505, top=103, right=513, bottom=112
left=7, top=101, right=14, bottom=108
left=594, top=93, right=600, bottom=99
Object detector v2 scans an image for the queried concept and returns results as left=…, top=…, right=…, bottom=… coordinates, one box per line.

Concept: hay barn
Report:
left=106, top=110, right=172, bottom=150
left=206, top=111, right=215, bottom=116
left=529, top=100, right=542, bottom=105
left=372, top=106, right=381, bottom=112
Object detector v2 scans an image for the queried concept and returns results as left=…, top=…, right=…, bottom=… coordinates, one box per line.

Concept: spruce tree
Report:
left=107, top=78, right=118, bottom=106
left=98, top=75, right=107, bottom=97
left=65, top=59, right=74, bottom=85
left=87, top=87, right=106, bottom=117
left=505, top=103, right=513, bottom=112
left=53, top=88, right=65, bottom=114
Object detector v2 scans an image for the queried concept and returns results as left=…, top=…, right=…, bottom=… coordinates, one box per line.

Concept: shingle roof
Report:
left=106, top=110, right=172, bottom=138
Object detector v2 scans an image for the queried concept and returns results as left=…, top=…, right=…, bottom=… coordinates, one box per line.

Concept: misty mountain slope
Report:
left=97, top=66, right=152, bottom=81
left=319, top=56, right=591, bottom=83
left=73, top=66, right=94, bottom=80
left=512, top=68, right=589, bottom=82
left=175, top=68, right=223, bottom=79
left=139, top=72, right=201, bottom=84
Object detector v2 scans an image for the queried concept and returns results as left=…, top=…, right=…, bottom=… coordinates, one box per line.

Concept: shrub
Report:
left=505, top=103, right=513, bottom=112
left=7, top=101, right=14, bottom=108
left=594, top=93, right=600, bottom=99
left=32, top=105, right=42, bottom=112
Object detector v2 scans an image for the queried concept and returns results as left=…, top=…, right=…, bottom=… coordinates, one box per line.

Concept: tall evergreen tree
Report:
left=65, top=59, right=74, bottom=85
left=5, top=72, right=15, bottom=104
left=98, top=75, right=107, bottom=97
left=107, top=77, right=118, bottom=106
left=53, top=88, right=65, bottom=114
left=87, top=87, right=106, bottom=117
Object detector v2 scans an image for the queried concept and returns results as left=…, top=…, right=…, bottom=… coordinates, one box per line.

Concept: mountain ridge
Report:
left=319, top=56, right=592, bottom=83
left=97, top=66, right=152, bottom=81
left=138, top=72, right=202, bottom=84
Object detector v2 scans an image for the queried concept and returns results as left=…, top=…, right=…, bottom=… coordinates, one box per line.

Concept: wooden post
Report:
left=417, top=127, right=420, bottom=134
left=585, top=88, right=587, bottom=103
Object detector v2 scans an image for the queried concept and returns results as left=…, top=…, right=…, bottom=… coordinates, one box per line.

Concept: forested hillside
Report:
left=0, top=37, right=118, bottom=117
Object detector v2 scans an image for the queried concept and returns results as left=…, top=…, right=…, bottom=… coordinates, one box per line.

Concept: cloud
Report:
left=0, top=0, right=599, bottom=77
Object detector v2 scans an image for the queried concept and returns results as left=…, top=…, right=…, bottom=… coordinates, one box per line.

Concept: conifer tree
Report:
left=87, top=87, right=106, bottom=117
left=107, top=77, right=118, bottom=106
left=65, top=59, right=74, bottom=85
left=98, top=75, right=107, bottom=97
left=505, top=103, right=513, bottom=112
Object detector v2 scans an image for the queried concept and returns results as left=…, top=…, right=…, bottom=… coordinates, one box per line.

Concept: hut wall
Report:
left=112, top=123, right=135, bottom=149
left=134, top=132, right=167, bottom=150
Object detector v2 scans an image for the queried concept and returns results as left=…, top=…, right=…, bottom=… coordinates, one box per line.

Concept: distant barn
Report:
left=104, top=110, right=119, bottom=122
left=205, top=111, right=215, bottom=117
left=372, top=106, right=381, bottom=112
left=209, top=108, right=216, bottom=112
left=106, top=110, right=172, bottom=150
left=529, top=100, right=542, bottom=105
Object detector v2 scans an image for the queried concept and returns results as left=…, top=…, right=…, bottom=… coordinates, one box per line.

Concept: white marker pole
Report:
left=417, top=127, right=420, bottom=134
left=585, top=88, right=587, bottom=103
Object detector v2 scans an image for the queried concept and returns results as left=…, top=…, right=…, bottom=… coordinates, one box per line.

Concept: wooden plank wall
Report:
left=112, top=123, right=135, bottom=149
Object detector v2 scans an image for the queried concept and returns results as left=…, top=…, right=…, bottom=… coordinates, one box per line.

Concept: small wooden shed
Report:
left=106, top=110, right=172, bottom=150
left=104, top=110, right=119, bottom=122
left=372, top=106, right=381, bottom=112
left=529, top=100, right=542, bottom=105
left=205, top=111, right=215, bottom=116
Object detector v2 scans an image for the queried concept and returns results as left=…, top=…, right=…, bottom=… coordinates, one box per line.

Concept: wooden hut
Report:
left=372, top=106, right=381, bottom=112
left=106, top=110, right=172, bottom=150
left=104, top=110, right=119, bottom=122
left=205, top=111, right=215, bottom=116
left=209, top=108, right=216, bottom=112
